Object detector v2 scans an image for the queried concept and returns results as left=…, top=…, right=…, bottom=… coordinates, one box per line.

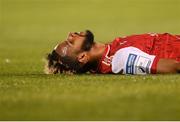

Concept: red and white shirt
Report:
left=96, top=33, right=180, bottom=74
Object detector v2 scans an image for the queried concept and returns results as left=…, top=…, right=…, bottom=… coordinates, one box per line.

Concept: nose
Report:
left=66, top=32, right=76, bottom=44
left=68, top=32, right=77, bottom=38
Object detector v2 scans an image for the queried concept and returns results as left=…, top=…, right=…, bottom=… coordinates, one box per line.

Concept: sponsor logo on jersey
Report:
left=135, top=56, right=151, bottom=74
left=126, top=54, right=137, bottom=74
left=126, top=54, right=151, bottom=74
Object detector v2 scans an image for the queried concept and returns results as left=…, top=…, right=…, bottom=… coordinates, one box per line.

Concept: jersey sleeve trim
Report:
left=150, top=56, right=159, bottom=74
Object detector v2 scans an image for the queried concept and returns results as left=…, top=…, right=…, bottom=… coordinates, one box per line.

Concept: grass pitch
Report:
left=0, top=0, right=180, bottom=120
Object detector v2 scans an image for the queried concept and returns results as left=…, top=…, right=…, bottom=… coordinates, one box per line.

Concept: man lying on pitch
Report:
left=45, top=30, right=180, bottom=75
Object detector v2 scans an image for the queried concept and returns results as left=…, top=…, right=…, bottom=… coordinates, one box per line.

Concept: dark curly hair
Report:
left=45, top=30, right=94, bottom=74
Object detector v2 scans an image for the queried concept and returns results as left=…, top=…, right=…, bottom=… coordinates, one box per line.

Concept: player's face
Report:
left=55, top=30, right=89, bottom=59
left=65, top=31, right=87, bottom=54
left=50, top=30, right=94, bottom=73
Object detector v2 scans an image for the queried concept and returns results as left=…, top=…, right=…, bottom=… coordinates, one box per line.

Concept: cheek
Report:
left=75, top=44, right=82, bottom=50
left=66, top=47, right=77, bottom=58
left=74, top=38, right=85, bottom=50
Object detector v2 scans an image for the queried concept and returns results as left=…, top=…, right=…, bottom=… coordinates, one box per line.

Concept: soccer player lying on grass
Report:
left=45, top=30, right=180, bottom=75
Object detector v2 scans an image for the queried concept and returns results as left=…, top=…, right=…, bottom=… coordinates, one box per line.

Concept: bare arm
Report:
left=157, top=59, right=180, bottom=74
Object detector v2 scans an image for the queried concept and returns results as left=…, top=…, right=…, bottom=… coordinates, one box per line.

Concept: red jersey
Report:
left=96, top=33, right=180, bottom=74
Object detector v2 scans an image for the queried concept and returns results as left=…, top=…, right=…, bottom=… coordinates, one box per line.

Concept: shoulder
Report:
left=111, top=47, right=138, bottom=73
left=111, top=47, right=156, bottom=74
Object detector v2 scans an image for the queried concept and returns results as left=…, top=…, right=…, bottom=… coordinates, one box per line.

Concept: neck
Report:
left=88, top=42, right=106, bottom=68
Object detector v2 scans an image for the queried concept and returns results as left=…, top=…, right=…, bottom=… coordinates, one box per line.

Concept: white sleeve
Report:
left=111, top=47, right=156, bottom=75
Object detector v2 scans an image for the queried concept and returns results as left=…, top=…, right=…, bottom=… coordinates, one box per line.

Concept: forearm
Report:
left=157, top=59, right=180, bottom=74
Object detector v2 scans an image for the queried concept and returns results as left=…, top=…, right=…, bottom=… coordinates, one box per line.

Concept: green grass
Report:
left=0, top=0, right=180, bottom=120
left=0, top=74, right=180, bottom=120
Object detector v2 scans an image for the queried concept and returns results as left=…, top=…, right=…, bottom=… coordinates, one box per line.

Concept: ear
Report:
left=77, top=52, right=89, bottom=64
